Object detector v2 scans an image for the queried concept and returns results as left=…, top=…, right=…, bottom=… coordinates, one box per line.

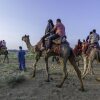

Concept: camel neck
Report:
left=25, top=40, right=33, bottom=52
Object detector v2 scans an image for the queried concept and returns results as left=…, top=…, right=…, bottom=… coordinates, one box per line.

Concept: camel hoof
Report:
left=32, top=74, right=35, bottom=78
left=56, top=84, right=62, bottom=88
left=45, top=79, right=50, bottom=82
left=95, top=78, right=100, bottom=81
left=50, top=77, right=53, bottom=80
left=79, top=88, right=85, bottom=92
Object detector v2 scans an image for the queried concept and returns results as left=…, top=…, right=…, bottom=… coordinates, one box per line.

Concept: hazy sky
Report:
left=0, top=0, right=100, bottom=49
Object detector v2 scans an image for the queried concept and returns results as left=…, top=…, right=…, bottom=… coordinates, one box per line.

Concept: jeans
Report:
left=41, top=32, right=54, bottom=47
left=48, top=34, right=60, bottom=49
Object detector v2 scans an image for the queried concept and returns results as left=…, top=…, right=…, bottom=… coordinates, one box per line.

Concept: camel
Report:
left=73, top=45, right=83, bottom=66
left=74, top=41, right=100, bottom=78
left=22, top=35, right=84, bottom=91
left=0, top=47, right=9, bottom=63
left=82, top=47, right=100, bottom=78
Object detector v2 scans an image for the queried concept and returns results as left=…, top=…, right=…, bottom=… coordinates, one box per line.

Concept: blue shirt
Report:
left=18, top=50, right=26, bottom=62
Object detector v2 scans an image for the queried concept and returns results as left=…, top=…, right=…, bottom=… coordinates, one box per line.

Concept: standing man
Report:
left=18, top=46, right=26, bottom=71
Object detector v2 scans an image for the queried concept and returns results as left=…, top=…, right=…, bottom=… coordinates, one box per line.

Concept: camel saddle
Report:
left=0, top=46, right=7, bottom=50
left=45, top=36, right=67, bottom=45
left=85, top=43, right=100, bottom=56
left=45, top=36, right=69, bottom=54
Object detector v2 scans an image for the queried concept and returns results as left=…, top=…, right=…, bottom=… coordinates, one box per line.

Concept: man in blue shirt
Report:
left=18, top=46, right=26, bottom=71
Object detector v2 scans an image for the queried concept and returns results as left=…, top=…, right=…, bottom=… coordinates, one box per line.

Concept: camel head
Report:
left=22, top=35, right=30, bottom=43
left=22, top=35, right=37, bottom=53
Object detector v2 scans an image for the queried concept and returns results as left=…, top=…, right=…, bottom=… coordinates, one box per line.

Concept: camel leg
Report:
left=82, top=61, right=92, bottom=79
left=3, top=55, right=6, bottom=63
left=77, top=61, right=79, bottom=66
left=87, top=59, right=94, bottom=75
left=3, top=55, right=9, bottom=63
left=82, top=57, right=95, bottom=78
left=45, top=56, right=50, bottom=82
left=32, top=54, right=40, bottom=77
left=7, top=55, right=9, bottom=63
left=82, top=56, right=88, bottom=77
left=32, top=59, right=38, bottom=77
left=69, top=55, right=84, bottom=91
left=56, top=59, right=68, bottom=88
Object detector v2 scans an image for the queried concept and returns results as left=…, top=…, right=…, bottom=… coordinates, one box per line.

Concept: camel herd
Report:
left=73, top=41, right=100, bottom=78
left=1, top=34, right=100, bottom=91
left=21, top=34, right=100, bottom=91
left=22, top=35, right=84, bottom=91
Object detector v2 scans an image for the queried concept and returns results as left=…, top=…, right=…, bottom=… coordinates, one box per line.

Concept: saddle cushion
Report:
left=52, top=44, right=61, bottom=54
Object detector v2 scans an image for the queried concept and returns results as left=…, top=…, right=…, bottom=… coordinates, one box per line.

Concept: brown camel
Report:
left=74, top=41, right=100, bottom=78
left=82, top=48, right=100, bottom=78
left=73, top=44, right=83, bottom=66
left=22, top=35, right=84, bottom=91
left=0, top=47, right=9, bottom=63
left=75, top=41, right=100, bottom=78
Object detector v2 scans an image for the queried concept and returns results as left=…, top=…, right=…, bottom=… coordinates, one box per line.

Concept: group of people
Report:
left=0, top=40, right=6, bottom=48
left=18, top=19, right=100, bottom=71
left=41, top=18, right=100, bottom=55
left=86, top=29, right=99, bottom=48
left=41, top=18, right=66, bottom=52
left=77, top=29, right=100, bottom=55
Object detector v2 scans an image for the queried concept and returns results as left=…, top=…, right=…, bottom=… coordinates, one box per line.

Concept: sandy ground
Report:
left=0, top=54, right=100, bottom=100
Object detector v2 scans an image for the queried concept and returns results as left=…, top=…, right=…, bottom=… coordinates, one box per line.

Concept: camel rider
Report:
left=86, top=30, right=100, bottom=55
left=77, top=39, right=82, bottom=48
left=47, top=19, right=66, bottom=52
left=45, top=19, right=54, bottom=35
left=89, top=29, right=99, bottom=48
left=77, top=39, right=82, bottom=54
left=41, top=19, right=54, bottom=50
left=82, top=39, right=89, bottom=54
left=2, top=40, right=6, bottom=47
left=86, top=31, right=93, bottom=43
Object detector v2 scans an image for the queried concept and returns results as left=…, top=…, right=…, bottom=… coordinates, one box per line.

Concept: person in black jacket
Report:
left=41, top=19, right=54, bottom=50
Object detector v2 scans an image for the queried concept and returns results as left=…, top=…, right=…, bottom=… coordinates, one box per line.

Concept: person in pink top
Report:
left=54, top=19, right=65, bottom=37
left=47, top=19, right=66, bottom=51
